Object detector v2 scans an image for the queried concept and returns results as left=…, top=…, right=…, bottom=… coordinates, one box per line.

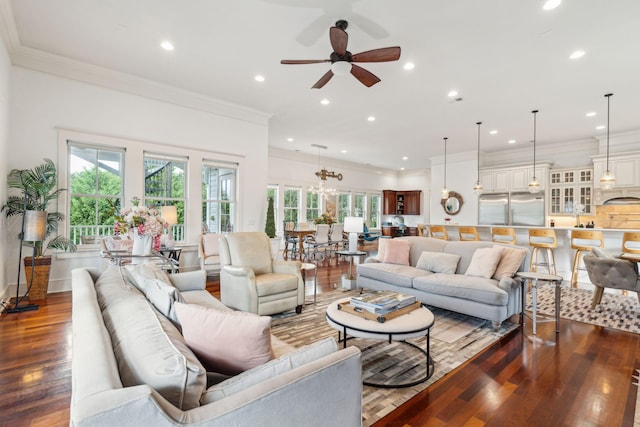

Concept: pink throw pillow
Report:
left=375, top=238, right=390, bottom=261
left=202, top=234, right=221, bottom=257
left=382, top=239, right=411, bottom=266
left=175, top=303, right=274, bottom=375
left=493, top=247, right=527, bottom=279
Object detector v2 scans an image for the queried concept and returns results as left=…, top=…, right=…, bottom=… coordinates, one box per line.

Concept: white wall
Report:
left=430, top=152, right=478, bottom=225
left=6, top=67, right=269, bottom=294
left=0, top=37, right=10, bottom=297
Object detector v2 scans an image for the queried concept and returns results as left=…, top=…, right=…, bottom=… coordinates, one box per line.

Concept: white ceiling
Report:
left=5, top=0, right=640, bottom=171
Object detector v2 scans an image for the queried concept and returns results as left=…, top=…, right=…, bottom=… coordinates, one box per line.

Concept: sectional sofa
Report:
left=71, top=265, right=362, bottom=426
left=357, top=236, right=528, bottom=329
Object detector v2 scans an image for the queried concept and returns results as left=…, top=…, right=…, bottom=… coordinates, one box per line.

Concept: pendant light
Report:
left=528, top=110, right=542, bottom=194
left=473, top=122, right=484, bottom=195
left=600, top=93, right=615, bottom=189
left=441, top=137, right=449, bottom=200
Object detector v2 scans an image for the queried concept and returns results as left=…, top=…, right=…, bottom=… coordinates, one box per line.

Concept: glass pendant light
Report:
left=473, top=121, right=484, bottom=195
left=441, top=137, right=449, bottom=200
left=528, top=110, right=542, bottom=194
left=600, top=93, right=615, bottom=189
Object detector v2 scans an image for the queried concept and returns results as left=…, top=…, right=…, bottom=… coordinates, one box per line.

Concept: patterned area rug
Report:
left=271, top=289, right=518, bottom=426
left=528, top=284, right=640, bottom=334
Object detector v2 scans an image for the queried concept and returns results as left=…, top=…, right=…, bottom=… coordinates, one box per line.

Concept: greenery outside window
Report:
left=337, top=192, right=351, bottom=223
left=354, top=192, right=366, bottom=218
left=144, top=153, right=187, bottom=241
left=368, top=193, right=381, bottom=228
left=203, top=160, right=237, bottom=233
left=283, top=187, right=301, bottom=223
left=306, top=191, right=320, bottom=223
left=68, top=143, right=124, bottom=244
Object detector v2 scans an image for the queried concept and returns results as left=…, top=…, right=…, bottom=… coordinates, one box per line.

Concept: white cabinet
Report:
left=592, top=152, right=640, bottom=188
left=549, top=167, right=593, bottom=215
left=479, top=163, right=550, bottom=193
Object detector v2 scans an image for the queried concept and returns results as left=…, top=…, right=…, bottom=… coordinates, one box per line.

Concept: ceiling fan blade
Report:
left=350, top=64, right=381, bottom=87
left=281, top=59, right=330, bottom=64
left=351, top=47, right=401, bottom=63
left=312, top=70, right=334, bottom=89
left=330, top=27, right=348, bottom=55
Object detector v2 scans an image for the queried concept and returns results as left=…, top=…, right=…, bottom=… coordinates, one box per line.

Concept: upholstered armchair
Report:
left=199, top=233, right=222, bottom=275
left=584, top=253, right=640, bottom=309
left=219, top=232, right=304, bottom=315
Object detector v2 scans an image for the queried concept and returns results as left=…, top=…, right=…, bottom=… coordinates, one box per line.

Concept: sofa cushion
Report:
left=95, top=267, right=206, bottom=410
left=413, top=273, right=508, bottom=306
left=416, top=251, right=461, bottom=274
left=255, top=272, right=298, bottom=296
left=125, top=263, right=172, bottom=293
left=200, top=337, right=337, bottom=404
left=358, top=263, right=432, bottom=288
left=465, top=246, right=504, bottom=279
left=175, top=303, right=274, bottom=375
left=493, top=247, right=527, bottom=279
left=143, top=277, right=184, bottom=326
left=382, top=239, right=411, bottom=265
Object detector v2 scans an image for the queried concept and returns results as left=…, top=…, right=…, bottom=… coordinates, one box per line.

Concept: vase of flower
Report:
left=114, top=197, right=165, bottom=263
left=132, top=228, right=153, bottom=261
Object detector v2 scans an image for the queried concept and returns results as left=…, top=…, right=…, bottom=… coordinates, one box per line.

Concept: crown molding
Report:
left=0, top=0, right=19, bottom=53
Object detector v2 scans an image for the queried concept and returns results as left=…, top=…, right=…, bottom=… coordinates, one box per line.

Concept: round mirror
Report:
left=441, top=191, right=464, bottom=215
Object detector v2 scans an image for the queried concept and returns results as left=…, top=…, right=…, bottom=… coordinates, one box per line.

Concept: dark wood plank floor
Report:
left=1, top=249, right=638, bottom=427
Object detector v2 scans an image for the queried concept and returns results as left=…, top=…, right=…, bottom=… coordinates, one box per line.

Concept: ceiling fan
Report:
left=280, top=20, right=401, bottom=89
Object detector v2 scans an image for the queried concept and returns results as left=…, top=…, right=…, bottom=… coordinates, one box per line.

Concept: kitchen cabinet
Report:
left=592, top=153, right=639, bottom=188
left=382, top=190, right=421, bottom=215
left=479, top=163, right=550, bottom=193
left=382, top=190, right=396, bottom=215
left=549, top=167, right=593, bottom=215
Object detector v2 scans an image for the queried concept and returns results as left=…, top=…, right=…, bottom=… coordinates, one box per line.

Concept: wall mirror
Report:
left=441, top=191, right=464, bottom=215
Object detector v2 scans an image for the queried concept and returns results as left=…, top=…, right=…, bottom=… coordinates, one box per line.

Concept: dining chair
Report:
left=304, top=224, right=330, bottom=260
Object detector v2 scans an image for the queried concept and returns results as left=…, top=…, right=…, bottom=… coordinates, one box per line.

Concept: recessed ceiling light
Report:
left=254, top=75, right=265, bottom=82
left=320, top=99, right=330, bottom=105
left=543, top=0, right=561, bottom=11
left=403, top=62, right=415, bottom=70
left=490, top=130, right=498, bottom=135
left=585, top=112, right=596, bottom=117
left=341, top=149, right=347, bottom=154
left=569, top=50, right=585, bottom=60
left=287, top=137, right=293, bottom=142
left=402, top=156, right=408, bottom=160
left=596, top=125, right=606, bottom=130
left=508, top=139, right=516, bottom=144
left=160, top=40, right=174, bottom=51
left=400, top=167, right=405, bottom=171
left=367, top=116, right=376, bottom=122
left=447, top=90, right=458, bottom=97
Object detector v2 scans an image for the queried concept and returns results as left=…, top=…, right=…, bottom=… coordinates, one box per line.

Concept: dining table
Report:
left=290, top=228, right=316, bottom=260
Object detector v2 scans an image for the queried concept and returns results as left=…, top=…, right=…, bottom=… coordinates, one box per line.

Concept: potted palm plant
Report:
left=2, top=158, right=77, bottom=300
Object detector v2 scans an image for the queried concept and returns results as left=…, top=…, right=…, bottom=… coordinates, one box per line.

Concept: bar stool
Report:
left=417, top=223, right=427, bottom=237
left=570, top=230, right=604, bottom=288
left=622, top=232, right=640, bottom=255
left=491, top=227, right=517, bottom=245
left=458, top=226, right=480, bottom=241
left=529, top=228, right=558, bottom=275
left=429, top=225, right=449, bottom=240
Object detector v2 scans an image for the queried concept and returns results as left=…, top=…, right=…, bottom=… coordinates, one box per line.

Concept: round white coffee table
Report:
left=325, top=300, right=435, bottom=388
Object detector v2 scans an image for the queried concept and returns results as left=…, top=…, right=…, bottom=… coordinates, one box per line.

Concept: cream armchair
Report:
left=219, top=232, right=304, bottom=315
left=199, top=233, right=222, bottom=275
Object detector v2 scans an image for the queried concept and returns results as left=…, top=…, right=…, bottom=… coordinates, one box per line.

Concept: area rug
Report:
left=270, top=289, right=518, bottom=426
left=528, top=284, right=640, bottom=334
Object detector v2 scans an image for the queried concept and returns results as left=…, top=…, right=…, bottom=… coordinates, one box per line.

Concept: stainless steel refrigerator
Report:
left=478, top=192, right=545, bottom=226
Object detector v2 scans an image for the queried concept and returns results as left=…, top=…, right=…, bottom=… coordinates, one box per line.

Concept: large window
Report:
left=368, top=193, right=381, bottom=228
left=354, top=192, right=366, bottom=218
left=337, top=192, right=351, bottom=223
left=202, top=160, right=237, bottom=233
left=68, top=143, right=124, bottom=244
left=283, top=187, right=301, bottom=223
left=144, top=153, right=187, bottom=241
left=306, top=191, right=320, bottom=223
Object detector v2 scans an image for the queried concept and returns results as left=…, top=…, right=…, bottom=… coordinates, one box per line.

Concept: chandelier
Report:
left=308, top=144, right=340, bottom=198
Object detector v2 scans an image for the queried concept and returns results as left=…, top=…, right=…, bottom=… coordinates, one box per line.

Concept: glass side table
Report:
left=336, top=250, right=367, bottom=290
left=517, top=271, right=563, bottom=335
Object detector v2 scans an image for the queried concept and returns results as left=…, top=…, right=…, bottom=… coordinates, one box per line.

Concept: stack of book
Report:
left=350, top=291, right=416, bottom=315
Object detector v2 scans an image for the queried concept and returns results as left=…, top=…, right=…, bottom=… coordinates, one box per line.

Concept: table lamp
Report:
left=344, top=216, right=364, bottom=252
left=161, top=205, right=178, bottom=248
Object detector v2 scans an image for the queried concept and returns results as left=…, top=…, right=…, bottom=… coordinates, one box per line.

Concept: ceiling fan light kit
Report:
left=281, top=19, right=401, bottom=88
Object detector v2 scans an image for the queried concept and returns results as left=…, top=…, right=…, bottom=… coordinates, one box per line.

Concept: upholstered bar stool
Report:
left=417, top=223, right=427, bottom=237
left=528, top=228, right=558, bottom=275
left=622, top=232, right=640, bottom=255
left=458, top=226, right=480, bottom=241
left=570, top=230, right=604, bottom=288
left=491, top=227, right=517, bottom=245
left=429, top=225, right=449, bottom=240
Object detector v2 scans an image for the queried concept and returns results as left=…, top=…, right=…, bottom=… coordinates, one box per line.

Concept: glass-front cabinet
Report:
left=549, top=167, right=593, bottom=215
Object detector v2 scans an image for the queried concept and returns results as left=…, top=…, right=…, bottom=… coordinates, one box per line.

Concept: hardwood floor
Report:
left=0, top=251, right=638, bottom=427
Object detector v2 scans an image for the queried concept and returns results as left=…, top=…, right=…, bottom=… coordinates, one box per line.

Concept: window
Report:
left=368, top=193, right=381, bottom=228
left=306, top=191, right=320, bottom=223
left=144, top=153, right=187, bottom=241
left=337, top=192, right=351, bottom=223
left=267, top=185, right=279, bottom=231
left=203, top=160, right=237, bottom=233
left=354, top=193, right=366, bottom=218
left=68, top=143, right=124, bottom=244
left=283, top=187, right=301, bottom=223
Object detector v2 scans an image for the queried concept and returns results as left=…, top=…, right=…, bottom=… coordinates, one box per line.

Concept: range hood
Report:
left=603, top=197, right=640, bottom=205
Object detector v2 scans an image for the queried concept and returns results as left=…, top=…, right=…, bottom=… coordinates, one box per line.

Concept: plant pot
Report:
left=23, top=256, right=52, bottom=301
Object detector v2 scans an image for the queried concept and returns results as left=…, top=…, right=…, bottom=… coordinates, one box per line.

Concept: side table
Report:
left=335, top=250, right=367, bottom=290
left=301, top=262, right=318, bottom=304
left=517, top=271, right=563, bottom=335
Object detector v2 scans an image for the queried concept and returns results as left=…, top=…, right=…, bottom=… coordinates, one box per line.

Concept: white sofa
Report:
left=357, top=237, right=528, bottom=329
left=71, top=265, right=362, bottom=426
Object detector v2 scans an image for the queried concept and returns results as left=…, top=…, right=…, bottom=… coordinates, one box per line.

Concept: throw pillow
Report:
left=375, top=238, right=390, bottom=261
left=202, top=233, right=221, bottom=257
left=125, top=263, right=172, bottom=293
left=382, top=239, right=411, bottom=265
left=143, top=277, right=184, bottom=326
left=416, top=251, right=461, bottom=274
left=492, top=247, right=528, bottom=280
left=175, top=303, right=274, bottom=375
left=465, top=246, right=504, bottom=279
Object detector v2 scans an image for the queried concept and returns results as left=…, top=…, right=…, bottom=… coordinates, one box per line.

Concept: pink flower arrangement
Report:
left=114, top=197, right=166, bottom=238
